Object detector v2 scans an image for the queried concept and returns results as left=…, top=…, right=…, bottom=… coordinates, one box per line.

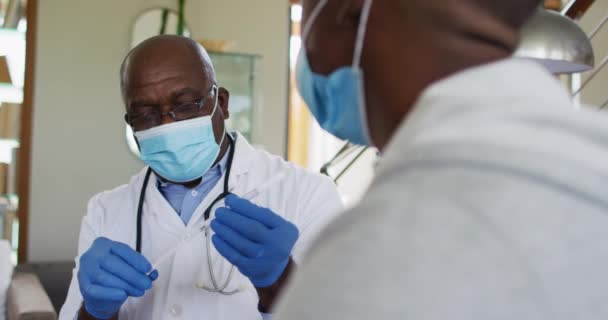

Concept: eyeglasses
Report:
left=125, top=85, right=218, bottom=131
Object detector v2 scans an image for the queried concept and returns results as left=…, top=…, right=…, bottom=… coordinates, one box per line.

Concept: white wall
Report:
left=28, top=0, right=289, bottom=262
left=191, top=1, right=290, bottom=152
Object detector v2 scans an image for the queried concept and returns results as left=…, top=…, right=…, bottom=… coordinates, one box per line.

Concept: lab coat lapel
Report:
left=187, top=133, right=258, bottom=290
left=227, top=132, right=256, bottom=194
left=187, top=132, right=256, bottom=227
left=144, top=172, right=188, bottom=236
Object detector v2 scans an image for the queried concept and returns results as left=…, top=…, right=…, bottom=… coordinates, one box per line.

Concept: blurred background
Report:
left=0, top=0, right=604, bottom=316
left=0, top=0, right=603, bottom=269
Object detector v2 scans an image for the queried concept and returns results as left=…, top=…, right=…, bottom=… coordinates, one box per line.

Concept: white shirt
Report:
left=276, top=59, right=608, bottom=319
left=59, top=133, right=343, bottom=320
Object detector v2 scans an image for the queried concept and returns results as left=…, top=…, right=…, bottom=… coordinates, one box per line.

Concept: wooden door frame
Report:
left=17, top=0, right=38, bottom=263
left=563, top=0, right=596, bottom=19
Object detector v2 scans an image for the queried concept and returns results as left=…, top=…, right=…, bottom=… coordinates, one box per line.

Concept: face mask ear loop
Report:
left=301, top=0, right=329, bottom=44
left=210, top=85, right=219, bottom=118
left=352, top=0, right=374, bottom=68
left=208, top=84, right=227, bottom=148
left=217, top=127, right=226, bottom=149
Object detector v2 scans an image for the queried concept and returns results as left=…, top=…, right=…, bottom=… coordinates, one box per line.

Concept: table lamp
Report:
left=515, top=8, right=594, bottom=74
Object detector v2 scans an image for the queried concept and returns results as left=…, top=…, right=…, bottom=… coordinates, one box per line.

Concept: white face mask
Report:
left=134, top=87, right=224, bottom=183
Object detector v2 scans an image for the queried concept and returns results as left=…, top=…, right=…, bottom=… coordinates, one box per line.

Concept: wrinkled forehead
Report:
left=122, top=40, right=215, bottom=96
left=127, top=41, right=210, bottom=77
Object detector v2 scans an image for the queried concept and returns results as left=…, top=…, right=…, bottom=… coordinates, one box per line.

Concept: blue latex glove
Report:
left=78, top=237, right=158, bottom=319
left=211, top=194, right=299, bottom=288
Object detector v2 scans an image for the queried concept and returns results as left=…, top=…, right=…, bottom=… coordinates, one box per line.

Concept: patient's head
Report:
left=301, top=0, right=541, bottom=149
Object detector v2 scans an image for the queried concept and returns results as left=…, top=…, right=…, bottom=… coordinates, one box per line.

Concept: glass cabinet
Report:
left=209, top=51, right=259, bottom=141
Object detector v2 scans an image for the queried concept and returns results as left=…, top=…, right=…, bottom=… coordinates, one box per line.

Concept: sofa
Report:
left=8, top=261, right=74, bottom=320
left=7, top=273, right=56, bottom=320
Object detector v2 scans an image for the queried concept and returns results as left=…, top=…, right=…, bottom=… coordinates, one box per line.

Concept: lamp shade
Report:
left=515, top=8, right=594, bottom=74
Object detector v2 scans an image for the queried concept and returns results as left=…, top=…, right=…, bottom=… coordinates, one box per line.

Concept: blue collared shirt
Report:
left=158, top=148, right=230, bottom=225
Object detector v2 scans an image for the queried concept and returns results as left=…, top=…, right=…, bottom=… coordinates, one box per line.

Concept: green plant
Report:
left=177, top=0, right=186, bottom=36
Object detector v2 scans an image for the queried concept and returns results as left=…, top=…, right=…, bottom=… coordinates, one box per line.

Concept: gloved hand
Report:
left=211, top=195, right=299, bottom=288
left=78, top=237, right=158, bottom=319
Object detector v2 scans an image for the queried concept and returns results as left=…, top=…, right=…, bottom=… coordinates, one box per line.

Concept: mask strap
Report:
left=301, top=0, right=329, bottom=42
left=210, top=84, right=227, bottom=149
left=210, top=85, right=219, bottom=118
left=218, top=127, right=226, bottom=148
left=352, top=0, right=374, bottom=68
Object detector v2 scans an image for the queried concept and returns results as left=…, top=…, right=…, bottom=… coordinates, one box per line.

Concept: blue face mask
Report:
left=134, top=91, right=223, bottom=183
left=295, top=0, right=374, bottom=146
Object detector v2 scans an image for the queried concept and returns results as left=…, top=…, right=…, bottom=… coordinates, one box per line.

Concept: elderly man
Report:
left=277, top=0, right=608, bottom=319
left=59, top=35, right=342, bottom=320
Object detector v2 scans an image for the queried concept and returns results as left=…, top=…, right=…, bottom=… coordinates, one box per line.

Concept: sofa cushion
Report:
left=7, top=273, right=56, bottom=320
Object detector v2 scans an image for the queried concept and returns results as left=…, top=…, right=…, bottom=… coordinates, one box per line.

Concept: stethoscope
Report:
left=135, top=133, right=241, bottom=295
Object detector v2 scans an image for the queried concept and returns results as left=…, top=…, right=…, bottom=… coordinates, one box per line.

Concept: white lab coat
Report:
left=276, top=59, right=608, bottom=319
left=59, top=133, right=343, bottom=320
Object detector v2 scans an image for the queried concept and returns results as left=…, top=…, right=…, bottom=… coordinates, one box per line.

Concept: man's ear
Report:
left=218, top=87, right=230, bottom=119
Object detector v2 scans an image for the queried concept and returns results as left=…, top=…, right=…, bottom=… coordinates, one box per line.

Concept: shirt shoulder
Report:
left=86, top=168, right=147, bottom=221
left=243, top=146, right=342, bottom=219
left=278, top=157, right=608, bottom=319
left=250, top=147, right=335, bottom=188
